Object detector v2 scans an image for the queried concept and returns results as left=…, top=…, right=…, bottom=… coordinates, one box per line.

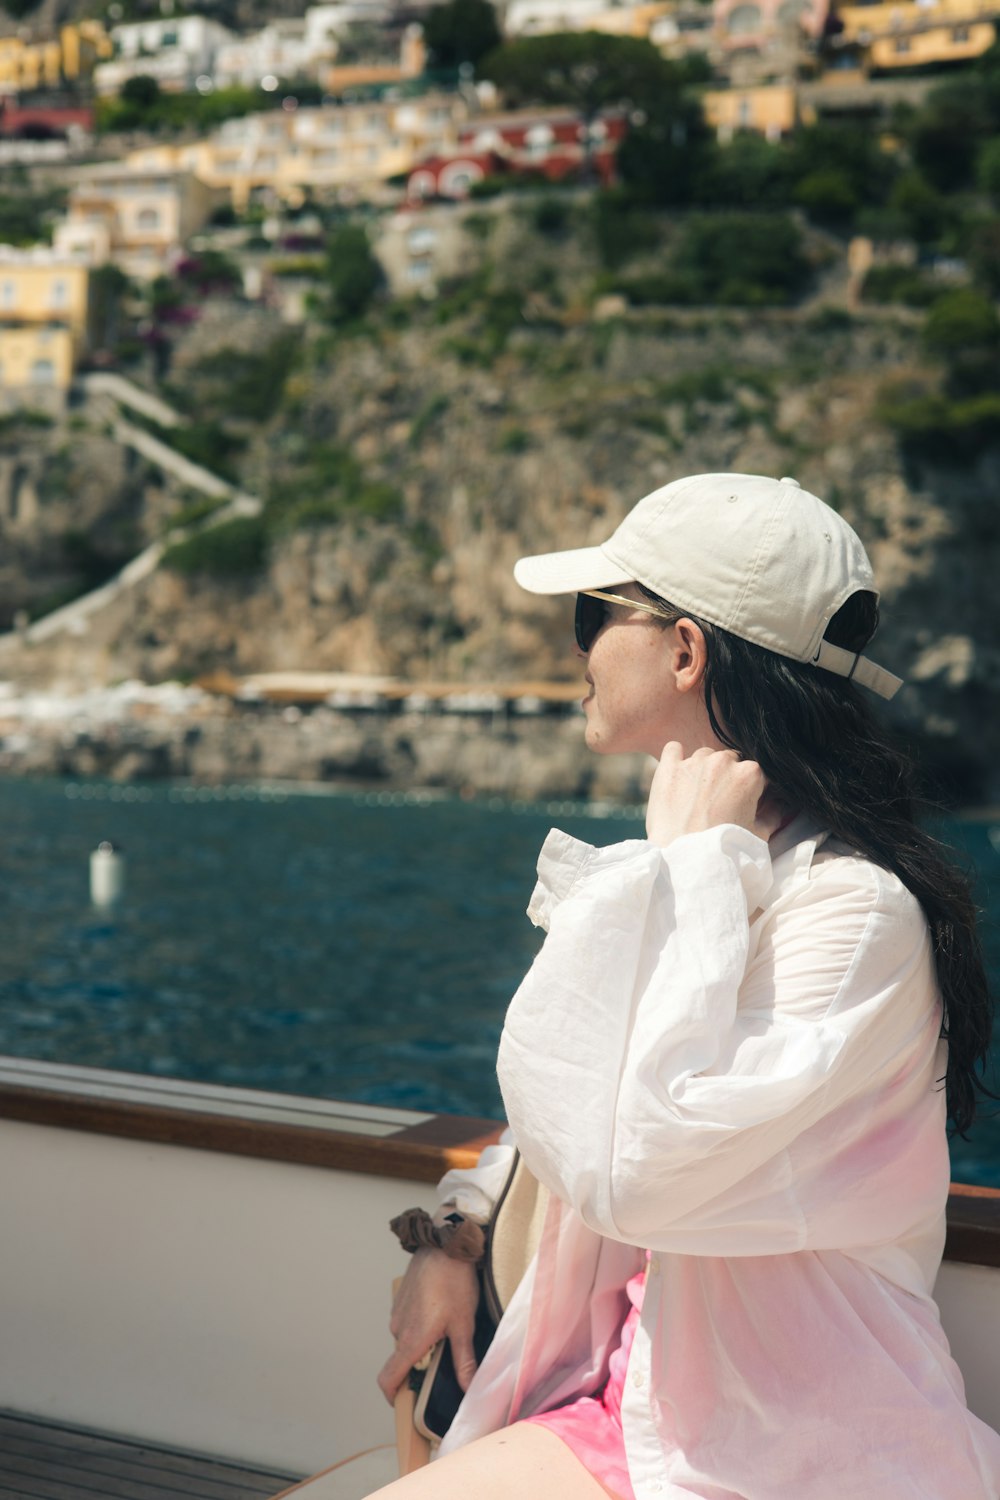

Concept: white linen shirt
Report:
left=437, top=818, right=1000, bottom=1498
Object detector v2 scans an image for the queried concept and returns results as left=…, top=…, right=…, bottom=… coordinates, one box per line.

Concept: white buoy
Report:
left=90, top=841, right=125, bottom=906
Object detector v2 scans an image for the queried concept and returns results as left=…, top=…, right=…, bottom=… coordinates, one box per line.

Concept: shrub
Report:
left=265, top=442, right=403, bottom=530
left=793, top=168, right=860, bottom=227
left=590, top=189, right=661, bottom=269
left=409, top=394, right=450, bottom=446
left=323, top=223, right=383, bottom=324
left=531, top=195, right=572, bottom=237
left=498, top=425, right=530, bottom=452
left=964, top=217, right=1000, bottom=295
left=167, top=421, right=246, bottom=483
left=611, top=271, right=699, bottom=306
left=186, top=334, right=299, bottom=422
left=860, top=265, right=939, bottom=307
left=673, top=213, right=812, bottom=305
left=977, top=137, right=1000, bottom=202
left=162, top=516, right=268, bottom=577
left=167, top=494, right=228, bottom=531
left=888, top=171, right=949, bottom=246
left=696, top=134, right=792, bottom=210
left=923, top=288, right=1000, bottom=356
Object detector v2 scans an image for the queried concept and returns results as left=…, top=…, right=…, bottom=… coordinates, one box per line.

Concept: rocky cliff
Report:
left=1, top=207, right=997, bottom=803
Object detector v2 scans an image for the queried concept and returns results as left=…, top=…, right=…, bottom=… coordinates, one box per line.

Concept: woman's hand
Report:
left=376, top=1247, right=480, bottom=1405
left=646, top=743, right=785, bottom=848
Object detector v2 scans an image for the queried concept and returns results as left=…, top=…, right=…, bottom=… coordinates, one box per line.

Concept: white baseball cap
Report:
left=513, top=472, right=902, bottom=699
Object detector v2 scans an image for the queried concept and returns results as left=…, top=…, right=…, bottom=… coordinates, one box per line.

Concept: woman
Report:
left=373, top=472, right=1000, bottom=1499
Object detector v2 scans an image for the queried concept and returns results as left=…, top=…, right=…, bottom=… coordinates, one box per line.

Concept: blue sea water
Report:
left=0, top=777, right=997, bottom=1185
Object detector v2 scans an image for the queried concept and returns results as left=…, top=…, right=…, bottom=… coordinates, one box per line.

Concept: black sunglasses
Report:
left=574, top=590, right=679, bottom=653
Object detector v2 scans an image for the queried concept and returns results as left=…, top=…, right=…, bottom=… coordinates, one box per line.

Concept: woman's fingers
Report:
left=377, top=1248, right=480, bottom=1406
left=449, top=1329, right=478, bottom=1394
left=646, top=742, right=772, bottom=847
left=378, top=1347, right=415, bottom=1405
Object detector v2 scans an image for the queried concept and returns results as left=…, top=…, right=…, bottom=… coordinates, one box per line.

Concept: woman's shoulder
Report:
left=802, top=836, right=927, bottom=932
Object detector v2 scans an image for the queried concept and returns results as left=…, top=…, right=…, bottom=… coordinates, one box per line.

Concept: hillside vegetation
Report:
left=2, top=41, right=999, bottom=798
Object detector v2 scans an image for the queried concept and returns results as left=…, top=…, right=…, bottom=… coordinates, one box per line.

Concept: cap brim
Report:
left=513, top=544, right=631, bottom=596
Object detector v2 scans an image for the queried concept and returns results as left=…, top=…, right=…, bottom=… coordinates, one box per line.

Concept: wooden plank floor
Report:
left=0, top=1413, right=297, bottom=1500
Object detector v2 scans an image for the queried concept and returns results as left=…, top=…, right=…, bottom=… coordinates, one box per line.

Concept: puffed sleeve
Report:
left=434, top=1131, right=517, bottom=1220
left=496, top=824, right=942, bottom=1254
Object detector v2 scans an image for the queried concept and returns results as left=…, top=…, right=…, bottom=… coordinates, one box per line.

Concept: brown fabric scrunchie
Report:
left=390, top=1207, right=486, bottom=1263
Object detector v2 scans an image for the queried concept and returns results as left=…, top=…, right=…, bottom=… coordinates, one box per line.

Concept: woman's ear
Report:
left=671, top=619, right=709, bottom=694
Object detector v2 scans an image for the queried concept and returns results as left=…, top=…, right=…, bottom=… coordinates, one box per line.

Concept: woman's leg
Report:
left=365, top=1423, right=626, bottom=1500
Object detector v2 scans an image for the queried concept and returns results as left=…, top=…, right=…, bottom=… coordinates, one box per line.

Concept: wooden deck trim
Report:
left=0, top=1074, right=504, bottom=1184
left=944, top=1182, right=1000, bottom=1268
left=1, top=1067, right=998, bottom=1259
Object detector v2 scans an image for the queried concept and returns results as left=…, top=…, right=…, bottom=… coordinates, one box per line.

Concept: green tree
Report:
left=793, top=168, right=859, bottom=227
left=924, top=287, right=1000, bottom=397
left=964, top=217, right=1000, bottom=295
left=908, top=79, right=998, bottom=191
left=617, top=91, right=711, bottom=206
left=121, top=74, right=162, bottom=110
left=478, top=32, right=674, bottom=115
left=786, top=122, right=896, bottom=217
left=423, top=0, right=501, bottom=69
left=323, top=223, right=383, bottom=324
left=888, top=171, right=949, bottom=246
left=977, top=137, right=1000, bottom=203
left=696, top=133, right=792, bottom=209
left=0, top=0, right=43, bottom=19
left=673, top=213, right=812, bottom=305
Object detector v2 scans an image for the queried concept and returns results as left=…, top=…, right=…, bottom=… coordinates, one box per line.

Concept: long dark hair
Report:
left=638, top=584, right=994, bottom=1138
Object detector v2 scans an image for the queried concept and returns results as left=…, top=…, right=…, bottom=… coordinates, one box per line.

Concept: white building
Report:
left=93, top=16, right=236, bottom=94
left=303, top=0, right=395, bottom=53
left=214, top=19, right=318, bottom=89
left=504, top=0, right=621, bottom=33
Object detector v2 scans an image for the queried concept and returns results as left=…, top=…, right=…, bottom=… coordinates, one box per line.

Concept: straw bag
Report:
left=410, top=1150, right=549, bottom=1444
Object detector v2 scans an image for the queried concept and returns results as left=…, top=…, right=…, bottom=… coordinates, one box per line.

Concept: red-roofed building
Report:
left=0, top=97, right=93, bottom=140
left=407, top=108, right=628, bottom=201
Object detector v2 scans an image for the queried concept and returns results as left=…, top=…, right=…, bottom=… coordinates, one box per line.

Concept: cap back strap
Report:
left=813, top=640, right=903, bottom=700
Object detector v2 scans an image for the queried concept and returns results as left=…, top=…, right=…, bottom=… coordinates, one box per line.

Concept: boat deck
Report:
left=0, top=1413, right=296, bottom=1500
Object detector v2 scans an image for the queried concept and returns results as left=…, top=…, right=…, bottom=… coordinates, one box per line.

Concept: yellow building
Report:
left=65, top=164, right=225, bottom=278
left=0, top=324, right=75, bottom=401
left=126, top=94, right=467, bottom=210
left=832, top=0, right=996, bottom=72
left=0, top=253, right=91, bottom=350
left=0, top=21, right=111, bottom=94
left=0, top=250, right=91, bottom=406
left=702, top=81, right=803, bottom=137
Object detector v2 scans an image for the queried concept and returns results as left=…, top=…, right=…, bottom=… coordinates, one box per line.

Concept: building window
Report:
left=953, top=24, right=970, bottom=40
left=727, top=4, right=762, bottom=32
left=526, top=124, right=555, bottom=157
left=136, top=206, right=161, bottom=229
left=440, top=161, right=483, bottom=196
left=30, top=358, right=55, bottom=385
left=50, top=279, right=67, bottom=308
left=894, top=34, right=911, bottom=51
left=1, top=281, right=14, bottom=309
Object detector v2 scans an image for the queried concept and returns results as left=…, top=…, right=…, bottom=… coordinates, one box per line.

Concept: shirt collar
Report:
left=761, top=812, right=829, bottom=908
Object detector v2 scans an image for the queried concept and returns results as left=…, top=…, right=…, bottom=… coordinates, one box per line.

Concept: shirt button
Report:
left=648, top=1256, right=660, bottom=1275
left=632, top=1369, right=644, bottom=1389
